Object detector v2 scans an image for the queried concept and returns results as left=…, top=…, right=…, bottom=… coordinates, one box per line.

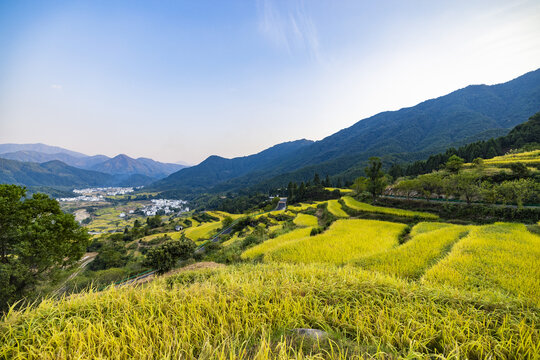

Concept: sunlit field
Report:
left=292, top=213, right=319, bottom=227
left=263, top=219, right=406, bottom=265
left=357, top=223, right=470, bottom=279
left=241, top=227, right=313, bottom=260
left=423, top=222, right=540, bottom=305
left=326, top=199, right=349, bottom=217
left=342, top=196, right=439, bottom=219
left=184, top=221, right=223, bottom=242
left=1, top=263, right=538, bottom=359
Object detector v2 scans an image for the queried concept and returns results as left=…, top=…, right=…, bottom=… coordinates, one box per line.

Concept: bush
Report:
left=143, top=238, right=196, bottom=274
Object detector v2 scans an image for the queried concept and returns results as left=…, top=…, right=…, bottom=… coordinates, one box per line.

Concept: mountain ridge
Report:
left=152, top=68, right=540, bottom=196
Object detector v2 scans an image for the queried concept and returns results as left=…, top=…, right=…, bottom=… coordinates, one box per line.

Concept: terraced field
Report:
left=342, top=196, right=439, bottom=219
left=263, top=219, right=407, bottom=264
left=357, top=223, right=470, bottom=279
left=241, top=227, right=313, bottom=260
left=326, top=199, right=349, bottom=217
left=423, top=222, right=540, bottom=304
left=184, top=221, right=223, bottom=242
left=292, top=213, right=318, bottom=227
left=2, top=263, right=538, bottom=359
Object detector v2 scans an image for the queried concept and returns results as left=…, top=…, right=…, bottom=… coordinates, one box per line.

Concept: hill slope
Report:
left=153, top=68, right=540, bottom=195
left=150, top=139, right=314, bottom=193
left=0, top=158, right=114, bottom=187
left=90, top=154, right=185, bottom=178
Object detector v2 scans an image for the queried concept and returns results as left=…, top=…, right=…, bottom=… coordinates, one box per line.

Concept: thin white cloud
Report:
left=50, top=84, right=63, bottom=90
left=257, top=0, right=320, bottom=61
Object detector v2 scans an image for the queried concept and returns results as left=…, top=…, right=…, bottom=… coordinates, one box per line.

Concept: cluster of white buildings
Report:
left=58, top=195, right=104, bottom=202
left=141, top=199, right=189, bottom=216
left=73, top=187, right=139, bottom=196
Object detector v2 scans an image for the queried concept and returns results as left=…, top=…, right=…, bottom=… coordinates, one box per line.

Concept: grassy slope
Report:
left=1, top=263, right=538, bottom=359
left=264, top=219, right=406, bottom=265
left=342, top=196, right=439, bottom=219
left=327, top=199, right=349, bottom=218
left=292, top=213, right=318, bottom=227
left=357, top=223, right=470, bottom=280
left=423, top=223, right=540, bottom=304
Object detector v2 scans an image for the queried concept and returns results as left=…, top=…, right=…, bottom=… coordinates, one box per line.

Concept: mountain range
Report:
left=0, top=145, right=187, bottom=189
left=2, top=68, right=539, bottom=196
left=150, top=68, right=540, bottom=196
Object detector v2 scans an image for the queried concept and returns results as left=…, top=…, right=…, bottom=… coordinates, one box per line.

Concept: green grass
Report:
left=265, top=219, right=407, bottom=265
left=357, top=223, right=470, bottom=280
left=326, top=200, right=349, bottom=218
left=2, top=263, right=538, bottom=359
left=423, top=222, right=540, bottom=305
left=292, top=213, right=318, bottom=227
left=342, top=196, right=439, bottom=219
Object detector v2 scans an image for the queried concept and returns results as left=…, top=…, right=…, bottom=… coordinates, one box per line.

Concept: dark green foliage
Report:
left=143, top=238, right=196, bottom=274
left=510, top=163, right=531, bottom=178
left=378, top=197, right=540, bottom=223
left=192, top=212, right=220, bottom=223
left=151, top=70, right=540, bottom=197
left=89, top=241, right=129, bottom=271
left=365, top=157, right=387, bottom=200
left=0, top=185, right=89, bottom=311
left=0, top=158, right=114, bottom=188
left=146, top=215, right=162, bottom=229
left=404, top=111, right=540, bottom=176
left=445, top=155, right=465, bottom=173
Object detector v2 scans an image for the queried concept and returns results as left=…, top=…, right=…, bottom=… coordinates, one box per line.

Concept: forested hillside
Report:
left=153, top=68, right=540, bottom=197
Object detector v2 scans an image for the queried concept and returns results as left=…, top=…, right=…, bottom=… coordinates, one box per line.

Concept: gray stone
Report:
left=290, top=328, right=328, bottom=340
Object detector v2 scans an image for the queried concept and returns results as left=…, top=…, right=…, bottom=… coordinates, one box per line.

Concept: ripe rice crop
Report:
left=287, top=203, right=319, bottom=212
left=241, top=227, right=313, bottom=260
left=342, top=196, right=439, bottom=219
left=326, top=199, right=349, bottom=217
left=357, top=224, right=470, bottom=279
left=409, top=222, right=454, bottom=237
left=1, top=263, right=537, bottom=359
left=483, top=150, right=540, bottom=165
left=265, top=219, right=406, bottom=264
left=184, top=221, right=222, bottom=242
left=423, top=223, right=540, bottom=305
left=292, top=213, right=319, bottom=227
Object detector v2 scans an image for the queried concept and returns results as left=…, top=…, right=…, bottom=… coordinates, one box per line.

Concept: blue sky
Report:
left=1, top=0, right=539, bottom=164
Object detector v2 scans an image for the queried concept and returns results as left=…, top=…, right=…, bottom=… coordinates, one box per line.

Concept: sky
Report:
left=1, top=0, right=539, bottom=164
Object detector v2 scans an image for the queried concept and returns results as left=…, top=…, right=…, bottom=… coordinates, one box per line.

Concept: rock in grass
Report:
left=290, top=328, right=328, bottom=340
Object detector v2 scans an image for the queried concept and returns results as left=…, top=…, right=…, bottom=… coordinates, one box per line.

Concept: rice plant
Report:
left=326, top=200, right=349, bottom=218
left=342, top=196, right=439, bottom=219
left=241, top=227, right=313, bottom=260
left=265, top=219, right=406, bottom=264
left=293, top=213, right=319, bottom=227
left=1, top=263, right=538, bottom=359
left=423, top=222, right=540, bottom=305
left=357, top=223, right=470, bottom=279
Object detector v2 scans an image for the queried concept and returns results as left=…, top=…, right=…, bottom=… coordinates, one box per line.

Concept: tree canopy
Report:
left=0, top=185, right=89, bottom=311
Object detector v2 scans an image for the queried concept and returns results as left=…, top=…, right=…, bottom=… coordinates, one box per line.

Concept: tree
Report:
left=365, top=157, right=387, bottom=200
left=444, top=172, right=481, bottom=204
left=352, top=176, right=368, bottom=194
left=393, top=179, right=419, bottom=200
left=143, top=237, right=196, bottom=274
left=416, top=173, right=443, bottom=201
left=313, top=173, right=321, bottom=187
left=222, top=216, right=234, bottom=228
left=0, top=185, right=89, bottom=311
left=510, top=162, right=531, bottom=178
left=146, top=215, right=162, bottom=229
left=497, top=178, right=537, bottom=208
left=388, top=164, right=403, bottom=180
left=445, top=155, right=465, bottom=173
